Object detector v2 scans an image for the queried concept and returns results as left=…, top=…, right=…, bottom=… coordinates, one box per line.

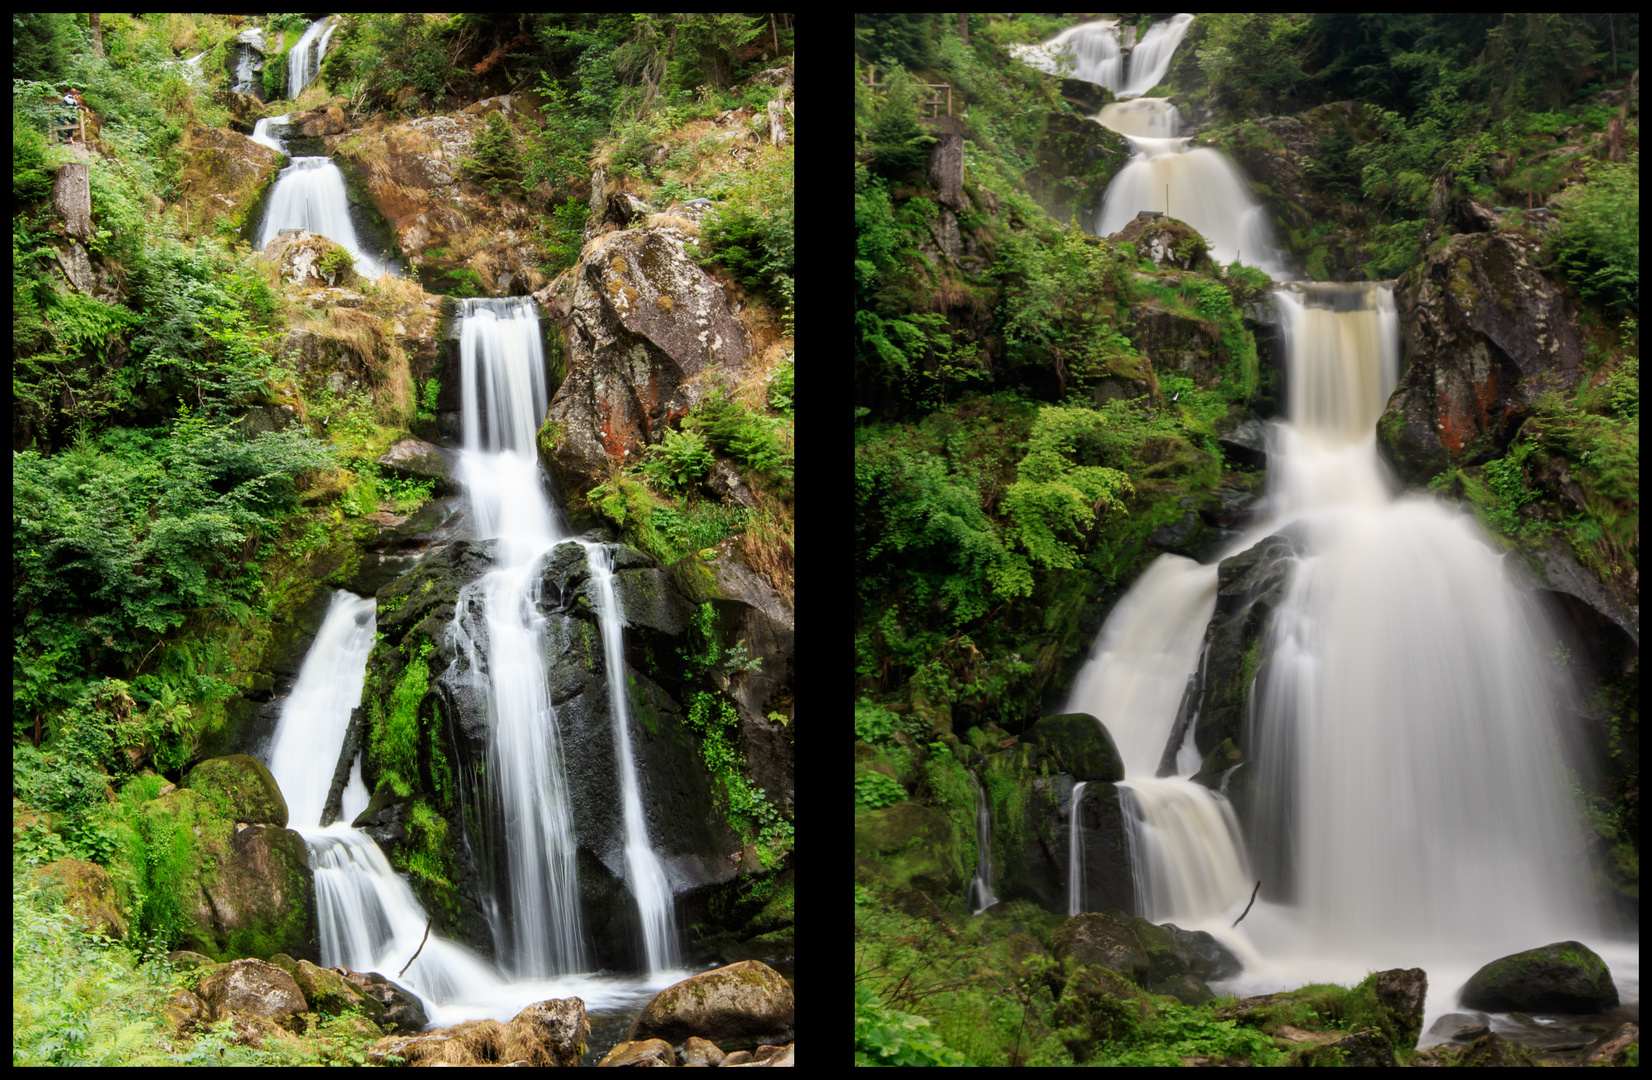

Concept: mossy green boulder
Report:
left=183, top=754, right=289, bottom=827
left=1022, top=713, right=1125, bottom=781
left=1459, top=940, right=1618, bottom=1013
left=854, top=801, right=963, bottom=894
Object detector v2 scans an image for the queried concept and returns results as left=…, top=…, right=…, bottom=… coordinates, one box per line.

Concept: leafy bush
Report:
left=687, top=391, right=793, bottom=489
left=640, top=426, right=714, bottom=491
left=855, top=985, right=974, bottom=1066
left=463, top=110, right=523, bottom=197
left=855, top=767, right=907, bottom=810
left=1545, top=152, right=1638, bottom=314
left=695, top=144, right=794, bottom=305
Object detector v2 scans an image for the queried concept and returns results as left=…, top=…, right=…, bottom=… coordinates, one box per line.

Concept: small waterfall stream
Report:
left=288, top=16, right=339, bottom=99
left=1067, top=781, right=1089, bottom=916
left=967, top=771, right=999, bottom=915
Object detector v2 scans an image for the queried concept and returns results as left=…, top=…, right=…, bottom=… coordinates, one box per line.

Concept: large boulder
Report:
left=1106, top=215, right=1217, bottom=273
left=183, top=754, right=289, bottom=827
left=330, top=968, right=429, bottom=1034
left=1022, top=713, right=1125, bottom=781
left=29, top=857, right=127, bottom=940
left=196, top=958, right=310, bottom=1034
left=627, top=960, right=795, bottom=1047
left=1459, top=940, right=1619, bottom=1013
left=291, top=959, right=382, bottom=1029
left=1050, top=913, right=1151, bottom=985
left=258, top=230, right=358, bottom=288
left=538, top=224, right=751, bottom=497
left=1379, top=231, right=1585, bottom=486
left=377, top=436, right=460, bottom=494
left=1128, top=301, right=1229, bottom=389
left=174, top=124, right=285, bottom=236
left=202, top=825, right=318, bottom=960
left=855, top=800, right=962, bottom=895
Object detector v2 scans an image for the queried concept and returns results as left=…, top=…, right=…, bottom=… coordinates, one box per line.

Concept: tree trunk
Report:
left=54, top=161, right=93, bottom=240
left=91, top=13, right=104, bottom=58
left=770, top=12, right=779, bottom=55
left=768, top=94, right=786, bottom=148
left=958, top=12, right=968, bottom=46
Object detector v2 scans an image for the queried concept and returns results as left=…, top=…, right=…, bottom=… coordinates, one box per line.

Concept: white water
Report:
left=447, top=297, right=587, bottom=978
left=266, top=590, right=506, bottom=1018
left=1096, top=98, right=1181, bottom=139
left=1015, top=15, right=1194, bottom=100
left=288, top=16, right=338, bottom=99
left=1095, top=136, right=1288, bottom=274
left=584, top=542, right=682, bottom=974
left=1067, top=781, right=1089, bottom=916
left=233, top=30, right=263, bottom=95
left=256, top=156, right=388, bottom=278
left=1118, top=14, right=1195, bottom=98
left=250, top=113, right=290, bottom=155
left=1065, top=279, right=1628, bottom=1032
left=967, top=771, right=999, bottom=915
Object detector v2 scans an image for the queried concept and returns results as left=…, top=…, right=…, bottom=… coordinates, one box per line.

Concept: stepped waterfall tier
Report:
left=287, top=16, right=338, bottom=99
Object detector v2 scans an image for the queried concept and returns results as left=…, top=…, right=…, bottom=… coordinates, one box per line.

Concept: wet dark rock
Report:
left=1373, top=967, right=1428, bottom=1049
left=1051, top=912, right=1150, bottom=985
left=1427, top=1011, right=1491, bottom=1042
left=1130, top=303, right=1228, bottom=389
left=1218, top=417, right=1268, bottom=469
left=331, top=968, right=428, bottom=1034
left=1159, top=922, right=1244, bottom=982
left=1459, top=940, right=1619, bottom=1013
left=377, top=437, right=460, bottom=494
left=1149, top=509, right=1201, bottom=548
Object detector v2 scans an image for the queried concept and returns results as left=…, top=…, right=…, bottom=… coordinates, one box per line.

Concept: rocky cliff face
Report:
left=1379, top=231, right=1585, bottom=486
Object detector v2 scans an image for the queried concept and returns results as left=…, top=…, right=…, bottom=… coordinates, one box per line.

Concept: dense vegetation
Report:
left=855, top=12, right=1637, bottom=1067
left=14, top=11, right=793, bottom=1063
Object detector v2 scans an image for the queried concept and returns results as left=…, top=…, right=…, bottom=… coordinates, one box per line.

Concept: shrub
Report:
left=1545, top=152, right=1638, bottom=314
left=640, top=425, right=714, bottom=492
left=464, top=111, right=523, bottom=197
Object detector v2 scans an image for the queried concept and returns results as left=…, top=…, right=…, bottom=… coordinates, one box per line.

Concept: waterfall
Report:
left=1118, top=14, right=1195, bottom=98
left=250, top=113, right=290, bottom=155
left=446, top=297, right=587, bottom=978
left=288, top=16, right=338, bottom=99
left=265, top=590, right=502, bottom=1016
left=1096, top=98, right=1181, bottom=138
left=1067, top=781, right=1088, bottom=916
left=967, top=771, right=999, bottom=915
left=1094, top=136, right=1288, bottom=273
left=584, top=543, right=682, bottom=974
left=1241, top=284, right=1597, bottom=965
left=256, top=156, right=387, bottom=278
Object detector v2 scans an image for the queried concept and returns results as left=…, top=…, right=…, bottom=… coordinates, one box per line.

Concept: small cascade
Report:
left=446, top=297, right=588, bottom=979
left=1095, top=137, right=1288, bottom=273
left=967, top=771, right=999, bottom=915
left=1014, top=21, right=1123, bottom=91
left=1120, top=777, right=1253, bottom=922
left=584, top=542, right=682, bottom=975
left=1117, top=14, right=1195, bottom=98
left=250, top=113, right=290, bottom=155
left=1096, top=98, right=1180, bottom=138
left=233, top=30, right=264, bottom=95
left=288, top=16, right=338, bottom=99
left=162, top=50, right=208, bottom=85
left=256, top=156, right=388, bottom=278
left=1067, top=781, right=1089, bottom=916
left=265, top=590, right=502, bottom=1015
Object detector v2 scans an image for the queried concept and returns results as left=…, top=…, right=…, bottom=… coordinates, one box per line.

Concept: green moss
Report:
left=369, top=640, right=432, bottom=798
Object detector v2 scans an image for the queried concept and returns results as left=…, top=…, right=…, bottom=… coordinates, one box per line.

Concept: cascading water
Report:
left=1013, top=21, right=1123, bottom=92
left=446, top=297, right=587, bottom=979
left=584, top=543, right=682, bottom=974
left=249, top=114, right=290, bottom=155
left=1093, top=137, right=1288, bottom=273
left=967, top=771, right=999, bottom=916
left=265, top=591, right=503, bottom=1018
left=288, top=16, right=338, bottom=99
left=256, top=155, right=388, bottom=278
left=1096, top=98, right=1181, bottom=139
left=1233, top=284, right=1600, bottom=983
left=1067, top=278, right=1616, bottom=1027
left=1117, top=13, right=1195, bottom=98
left=1067, top=781, right=1089, bottom=916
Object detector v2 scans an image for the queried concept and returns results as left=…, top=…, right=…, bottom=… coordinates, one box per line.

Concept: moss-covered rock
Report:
left=854, top=801, right=964, bottom=894
left=1022, top=713, right=1125, bottom=781
left=1460, top=940, right=1619, bottom=1013
left=183, top=754, right=290, bottom=828
left=29, top=857, right=127, bottom=940
left=1050, top=912, right=1150, bottom=984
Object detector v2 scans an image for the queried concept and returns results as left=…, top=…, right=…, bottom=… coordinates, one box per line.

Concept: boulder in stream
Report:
left=1459, top=940, right=1619, bottom=1013
left=367, top=996, right=587, bottom=1066
left=627, top=959, right=796, bottom=1047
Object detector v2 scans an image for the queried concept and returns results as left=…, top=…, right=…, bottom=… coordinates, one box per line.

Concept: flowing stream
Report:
left=288, top=16, right=338, bottom=99
left=967, top=771, right=999, bottom=915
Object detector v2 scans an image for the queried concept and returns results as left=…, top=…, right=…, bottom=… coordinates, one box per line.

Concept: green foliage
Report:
left=417, top=376, right=441, bottom=421
left=370, top=642, right=432, bottom=798
left=14, top=417, right=335, bottom=739
left=650, top=502, right=749, bottom=558
left=999, top=406, right=1133, bottom=592
left=13, top=118, right=58, bottom=203
left=640, top=425, right=714, bottom=492
left=463, top=110, right=523, bottom=198
left=865, top=64, right=937, bottom=182
left=994, top=227, right=1140, bottom=398
left=315, top=243, right=355, bottom=284
left=855, top=985, right=974, bottom=1066
left=856, top=767, right=907, bottom=811
left=767, top=355, right=794, bottom=414
left=1195, top=14, right=1310, bottom=115
left=1545, top=153, right=1638, bottom=314
left=694, top=144, right=794, bottom=308
left=686, top=391, right=793, bottom=489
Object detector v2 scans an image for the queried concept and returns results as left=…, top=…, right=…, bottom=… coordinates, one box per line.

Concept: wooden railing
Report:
left=862, top=63, right=954, bottom=118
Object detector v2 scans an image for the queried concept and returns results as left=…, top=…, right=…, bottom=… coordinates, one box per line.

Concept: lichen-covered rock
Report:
left=628, top=960, right=795, bottom=1047
left=1459, top=940, right=1619, bottom=1013
left=1107, top=215, right=1217, bottom=272
left=202, top=824, right=318, bottom=960
left=598, top=1038, right=674, bottom=1066
left=367, top=996, right=587, bottom=1066
left=1023, top=713, right=1126, bottom=781
left=1379, top=231, right=1585, bottom=486
left=29, top=858, right=127, bottom=940
left=538, top=225, right=750, bottom=497
left=258, top=229, right=357, bottom=288
left=288, top=103, right=348, bottom=137
left=174, top=124, right=285, bottom=236
left=682, top=1035, right=728, bottom=1066
left=1129, top=301, right=1228, bottom=388
left=292, top=959, right=381, bottom=1027
left=196, top=958, right=310, bottom=1034
left=184, top=754, right=289, bottom=827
